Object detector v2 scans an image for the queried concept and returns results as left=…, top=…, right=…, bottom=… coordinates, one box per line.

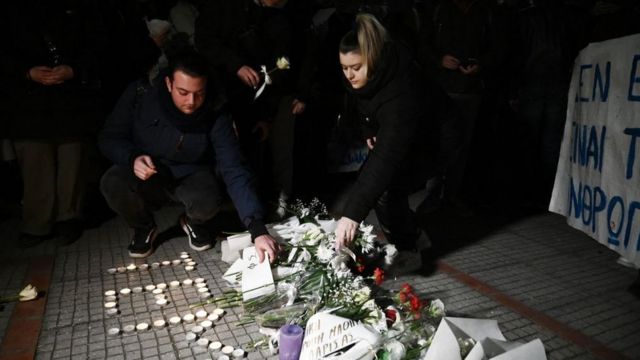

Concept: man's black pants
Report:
left=100, top=165, right=220, bottom=229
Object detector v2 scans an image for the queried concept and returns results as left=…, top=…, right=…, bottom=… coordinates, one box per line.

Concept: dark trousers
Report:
left=100, top=165, right=221, bottom=229
left=374, top=188, right=421, bottom=251
left=14, top=140, right=87, bottom=235
left=518, top=88, right=567, bottom=202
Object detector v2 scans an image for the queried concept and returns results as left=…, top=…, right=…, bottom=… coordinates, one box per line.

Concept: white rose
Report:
left=19, top=284, right=38, bottom=302
left=383, top=340, right=406, bottom=360
left=276, top=56, right=290, bottom=70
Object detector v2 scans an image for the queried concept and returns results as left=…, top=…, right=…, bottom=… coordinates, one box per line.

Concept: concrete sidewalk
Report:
left=0, top=200, right=638, bottom=360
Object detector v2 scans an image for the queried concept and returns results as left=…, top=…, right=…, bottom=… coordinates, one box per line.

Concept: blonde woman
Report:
left=334, top=14, right=449, bottom=273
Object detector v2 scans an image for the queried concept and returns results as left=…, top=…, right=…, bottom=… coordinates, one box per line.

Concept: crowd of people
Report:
left=1, top=0, right=638, bottom=268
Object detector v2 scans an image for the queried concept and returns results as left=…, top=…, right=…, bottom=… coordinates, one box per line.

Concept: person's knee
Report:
left=187, top=197, right=220, bottom=222
left=100, top=166, right=131, bottom=201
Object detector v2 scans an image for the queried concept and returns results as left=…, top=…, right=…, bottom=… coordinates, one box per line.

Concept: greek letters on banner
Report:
left=550, top=34, right=640, bottom=266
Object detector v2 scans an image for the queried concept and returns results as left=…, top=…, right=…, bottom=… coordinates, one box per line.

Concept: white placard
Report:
left=241, top=247, right=275, bottom=301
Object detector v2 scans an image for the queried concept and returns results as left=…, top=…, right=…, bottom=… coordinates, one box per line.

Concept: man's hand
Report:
left=459, top=64, right=480, bottom=75
left=291, top=99, right=306, bottom=115
left=441, top=54, right=460, bottom=70
left=254, top=235, right=279, bottom=263
left=28, top=65, right=74, bottom=85
left=252, top=120, right=270, bottom=142
left=366, top=136, right=377, bottom=150
left=133, top=155, right=157, bottom=180
left=237, top=65, right=260, bottom=88
left=334, top=216, right=359, bottom=250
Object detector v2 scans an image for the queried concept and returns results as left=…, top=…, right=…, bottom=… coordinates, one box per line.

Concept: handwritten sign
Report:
left=550, top=33, right=640, bottom=266
left=300, top=313, right=379, bottom=360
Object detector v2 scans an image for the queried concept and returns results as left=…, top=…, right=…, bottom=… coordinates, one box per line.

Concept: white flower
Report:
left=383, top=340, right=406, bottom=360
left=429, top=299, right=446, bottom=317
left=384, top=244, right=398, bottom=265
left=316, top=243, right=335, bottom=263
left=19, top=284, right=38, bottom=302
left=353, top=286, right=371, bottom=305
left=276, top=56, right=290, bottom=70
left=305, top=228, right=324, bottom=245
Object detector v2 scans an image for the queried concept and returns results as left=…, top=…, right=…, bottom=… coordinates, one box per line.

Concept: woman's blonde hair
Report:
left=340, top=13, right=389, bottom=77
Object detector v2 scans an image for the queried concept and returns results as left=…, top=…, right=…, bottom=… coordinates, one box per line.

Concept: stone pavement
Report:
left=0, top=196, right=639, bottom=360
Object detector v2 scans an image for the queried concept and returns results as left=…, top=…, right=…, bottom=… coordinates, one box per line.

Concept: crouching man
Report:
left=99, top=50, right=278, bottom=261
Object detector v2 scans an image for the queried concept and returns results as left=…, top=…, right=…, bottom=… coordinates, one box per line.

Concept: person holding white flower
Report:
left=99, top=50, right=279, bottom=262
left=334, top=13, right=451, bottom=273
left=195, top=0, right=316, bottom=217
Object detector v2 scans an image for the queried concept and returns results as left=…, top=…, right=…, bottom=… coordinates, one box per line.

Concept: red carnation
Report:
left=373, top=268, right=385, bottom=285
left=410, top=295, right=422, bottom=312
left=401, top=283, right=413, bottom=294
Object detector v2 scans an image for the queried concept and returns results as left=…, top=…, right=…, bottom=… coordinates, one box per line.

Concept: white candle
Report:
left=221, top=345, right=234, bottom=355
left=190, top=325, right=204, bottom=335
left=172, top=259, right=182, bottom=266
left=184, top=265, right=194, bottom=271
left=107, top=268, right=117, bottom=274
left=182, top=313, right=195, bottom=323
left=182, top=279, right=193, bottom=286
left=119, top=288, right=131, bottom=295
left=104, top=290, right=116, bottom=296
left=156, top=298, right=168, bottom=306
left=185, top=332, right=197, bottom=342
left=170, top=281, right=181, bottom=288
left=153, top=319, right=166, bottom=328
left=207, top=313, right=219, bottom=321
left=104, top=302, right=117, bottom=309
left=231, top=349, right=245, bottom=358
left=195, top=310, right=208, bottom=318
left=169, top=316, right=181, bottom=325
left=136, top=323, right=148, bottom=331
left=122, top=324, right=135, bottom=333
left=213, top=308, right=225, bottom=316
left=152, top=288, right=163, bottom=295
left=157, top=283, right=167, bottom=290
left=104, top=295, right=117, bottom=302
left=162, top=260, right=171, bottom=266
left=200, top=320, right=212, bottom=329
left=194, top=277, right=205, bottom=284
left=209, top=341, right=222, bottom=352
left=126, top=264, right=137, bottom=271
left=196, top=338, right=210, bottom=347
left=145, top=285, right=156, bottom=292
left=132, top=287, right=143, bottom=293
left=107, top=327, right=120, bottom=336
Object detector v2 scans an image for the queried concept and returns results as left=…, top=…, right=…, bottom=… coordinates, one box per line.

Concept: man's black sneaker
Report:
left=128, top=225, right=158, bottom=258
left=180, top=215, right=212, bottom=251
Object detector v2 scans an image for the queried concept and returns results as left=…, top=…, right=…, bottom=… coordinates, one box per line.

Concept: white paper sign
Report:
left=221, top=233, right=253, bottom=264
left=241, top=247, right=275, bottom=301
left=300, top=313, right=380, bottom=360
left=550, top=34, right=640, bottom=266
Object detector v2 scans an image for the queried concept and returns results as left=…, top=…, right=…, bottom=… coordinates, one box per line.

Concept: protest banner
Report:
left=550, top=34, right=640, bottom=266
